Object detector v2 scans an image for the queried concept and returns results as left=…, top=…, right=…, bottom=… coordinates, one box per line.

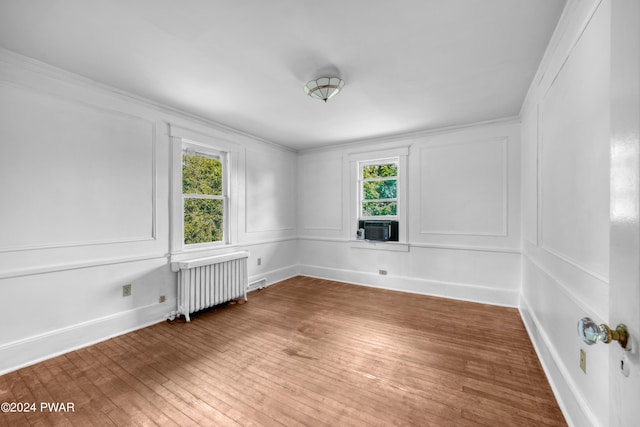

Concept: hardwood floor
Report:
left=0, top=276, right=566, bottom=426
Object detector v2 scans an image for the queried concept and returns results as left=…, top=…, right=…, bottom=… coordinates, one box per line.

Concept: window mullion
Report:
left=363, top=198, right=398, bottom=203
left=363, top=177, right=397, bottom=183
left=183, top=193, right=224, bottom=200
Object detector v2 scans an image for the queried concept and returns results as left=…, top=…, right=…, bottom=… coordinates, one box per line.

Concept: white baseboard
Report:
left=0, top=301, right=173, bottom=376
left=299, top=264, right=519, bottom=307
left=0, top=264, right=300, bottom=376
left=519, top=294, right=600, bottom=427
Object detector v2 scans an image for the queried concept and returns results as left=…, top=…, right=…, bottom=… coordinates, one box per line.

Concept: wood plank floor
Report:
left=0, top=276, right=566, bottom=426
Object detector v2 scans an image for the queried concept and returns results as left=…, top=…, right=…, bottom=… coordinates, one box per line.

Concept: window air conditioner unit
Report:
left=358, top=220, right=399, bottom=242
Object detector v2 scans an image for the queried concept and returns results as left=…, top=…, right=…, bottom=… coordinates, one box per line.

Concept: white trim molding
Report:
left=519, top=294, right=602, bottom=427
left=299, top=265, right=519, bottom=307
left=0, top=301, right=171, bottom=376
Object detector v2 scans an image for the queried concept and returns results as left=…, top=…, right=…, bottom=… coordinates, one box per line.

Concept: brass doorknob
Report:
left=577, top=317, right=629, bottom=349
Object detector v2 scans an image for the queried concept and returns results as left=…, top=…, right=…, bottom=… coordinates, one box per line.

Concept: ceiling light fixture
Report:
left=304, top=77, right=345, bottom=102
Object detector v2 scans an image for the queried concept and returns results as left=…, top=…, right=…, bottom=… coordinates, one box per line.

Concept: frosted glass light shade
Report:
left=304, top=77, right=345, bottom=102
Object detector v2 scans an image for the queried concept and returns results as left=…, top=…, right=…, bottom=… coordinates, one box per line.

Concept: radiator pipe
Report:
left=249, top=277, right=267, bottom=290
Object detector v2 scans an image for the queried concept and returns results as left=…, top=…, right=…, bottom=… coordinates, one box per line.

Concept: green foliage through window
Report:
left=184, top=199, right=223, bottom=244
left=182, top=153, right=225, bottom=245
left=362, top=201, right=397, bottom=216
left=363, top=180, right=397, bottom=200
left=183, top=154, right=222, bottom=195
left=362, top=163, right=397, bottom=179
left=360, top=161, right=398, bottom=218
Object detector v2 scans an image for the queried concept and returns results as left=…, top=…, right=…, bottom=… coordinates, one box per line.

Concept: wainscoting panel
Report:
left=418, top=138, right=508, bottom=237
left=245, top=147, right=296, bottom=233
left=539, top=1, right=610, bottom=279
left=299, top=153, right=344, bottom=232
left=0, top=82, right=156, bottom=251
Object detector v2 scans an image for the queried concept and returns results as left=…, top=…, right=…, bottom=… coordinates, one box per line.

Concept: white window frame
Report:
left=358, top=157, right=400, bottom=221
left=349, top=147, right=408, bottom=244
left=170, top=124, right=237, bottom=255
left=181, top=141, right=229, bottom=248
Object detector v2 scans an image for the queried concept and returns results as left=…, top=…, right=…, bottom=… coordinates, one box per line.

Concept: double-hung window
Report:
left=181, top=144, right=228, bottom=246
left=350, top=147, right=407, bottom=246
left=358, top=159, right=399, bottom=220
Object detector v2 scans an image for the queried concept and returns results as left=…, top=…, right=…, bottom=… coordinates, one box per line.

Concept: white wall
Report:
left=298, top=120, right=522, bottom=306
left=0, top=49, right=299, bottom=374
left=519, top=1, right=611, bottom=426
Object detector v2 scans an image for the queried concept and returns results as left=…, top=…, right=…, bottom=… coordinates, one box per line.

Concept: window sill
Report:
left=349, top=240, right=409, bottom=252
left=170, top=245, right=237, bottom=268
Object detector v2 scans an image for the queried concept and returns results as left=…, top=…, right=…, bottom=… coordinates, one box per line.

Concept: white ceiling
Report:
left=0, top=0, right=565, bottom=150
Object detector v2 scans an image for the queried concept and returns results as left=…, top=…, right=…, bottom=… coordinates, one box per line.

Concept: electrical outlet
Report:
left=122, top=284, right=132, bottom=297
left=379, top=269, right=387, bottom=275
left=257, top=257, right=262, bottom=266
left=159, top=295, right=166, bottom=303
left=579, top=349, right=586, bottom=373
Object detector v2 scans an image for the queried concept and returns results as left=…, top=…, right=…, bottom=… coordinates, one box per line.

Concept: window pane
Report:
left=362, top=163, right=397, bottom=179
left=184, top=198, right=224, bottom=244
left=362, top=201, right=397, bottom=217
left=182, top=154, right=223, bottom=196
left=363, top=180, right=397, bottom=200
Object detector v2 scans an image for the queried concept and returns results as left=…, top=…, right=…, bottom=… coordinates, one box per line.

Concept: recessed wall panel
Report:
left=522, top=106, right=539, bottom=245
left=0, top=83, right=155, bottom=250
left=540, top=7, right=610, bottom=278
left=300, top=154, right=343, bottom=231
left=245, top=148, right=295, bottom=232
left=419, top=138, right=507, bottom=236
